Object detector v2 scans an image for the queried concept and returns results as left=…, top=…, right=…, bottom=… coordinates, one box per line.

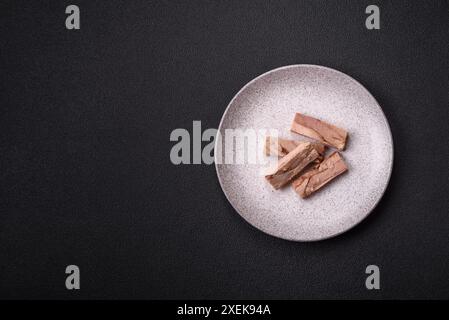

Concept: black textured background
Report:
left=1, top=0, right=448, bottom=299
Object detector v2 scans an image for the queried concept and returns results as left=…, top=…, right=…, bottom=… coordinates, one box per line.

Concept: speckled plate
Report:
left=215, top=65, right=393, bottom=241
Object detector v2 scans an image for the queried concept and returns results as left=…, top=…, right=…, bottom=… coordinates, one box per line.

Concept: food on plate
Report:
left=264, top=112, right=349, bottom=198
left=291, top=113, right=348, bottom=150
left=265, top=142, right=320, bottom=190
left=292, top=152, right=348, bottom=198
left=264, top=136, right=326, bottom=158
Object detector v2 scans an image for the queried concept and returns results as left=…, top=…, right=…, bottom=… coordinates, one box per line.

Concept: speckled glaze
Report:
left=215, top=65, right=393, bottom=241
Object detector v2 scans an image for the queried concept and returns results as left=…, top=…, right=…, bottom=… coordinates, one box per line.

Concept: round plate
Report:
left=215, top=65, right=393, bottom=241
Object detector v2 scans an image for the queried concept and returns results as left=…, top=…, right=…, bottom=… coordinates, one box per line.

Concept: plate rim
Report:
left=214, top=64, right=394, bottom=242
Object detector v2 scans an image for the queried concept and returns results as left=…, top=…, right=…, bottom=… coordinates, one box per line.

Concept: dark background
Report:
left=1, top=0, right=448, bottom=299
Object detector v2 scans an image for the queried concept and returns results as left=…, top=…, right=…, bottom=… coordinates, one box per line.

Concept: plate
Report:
left=215, top=65, right=393, bottom=241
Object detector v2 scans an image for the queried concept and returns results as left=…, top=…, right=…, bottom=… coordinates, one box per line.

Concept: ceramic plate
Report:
left=215, top=65, right=393, bottom=241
